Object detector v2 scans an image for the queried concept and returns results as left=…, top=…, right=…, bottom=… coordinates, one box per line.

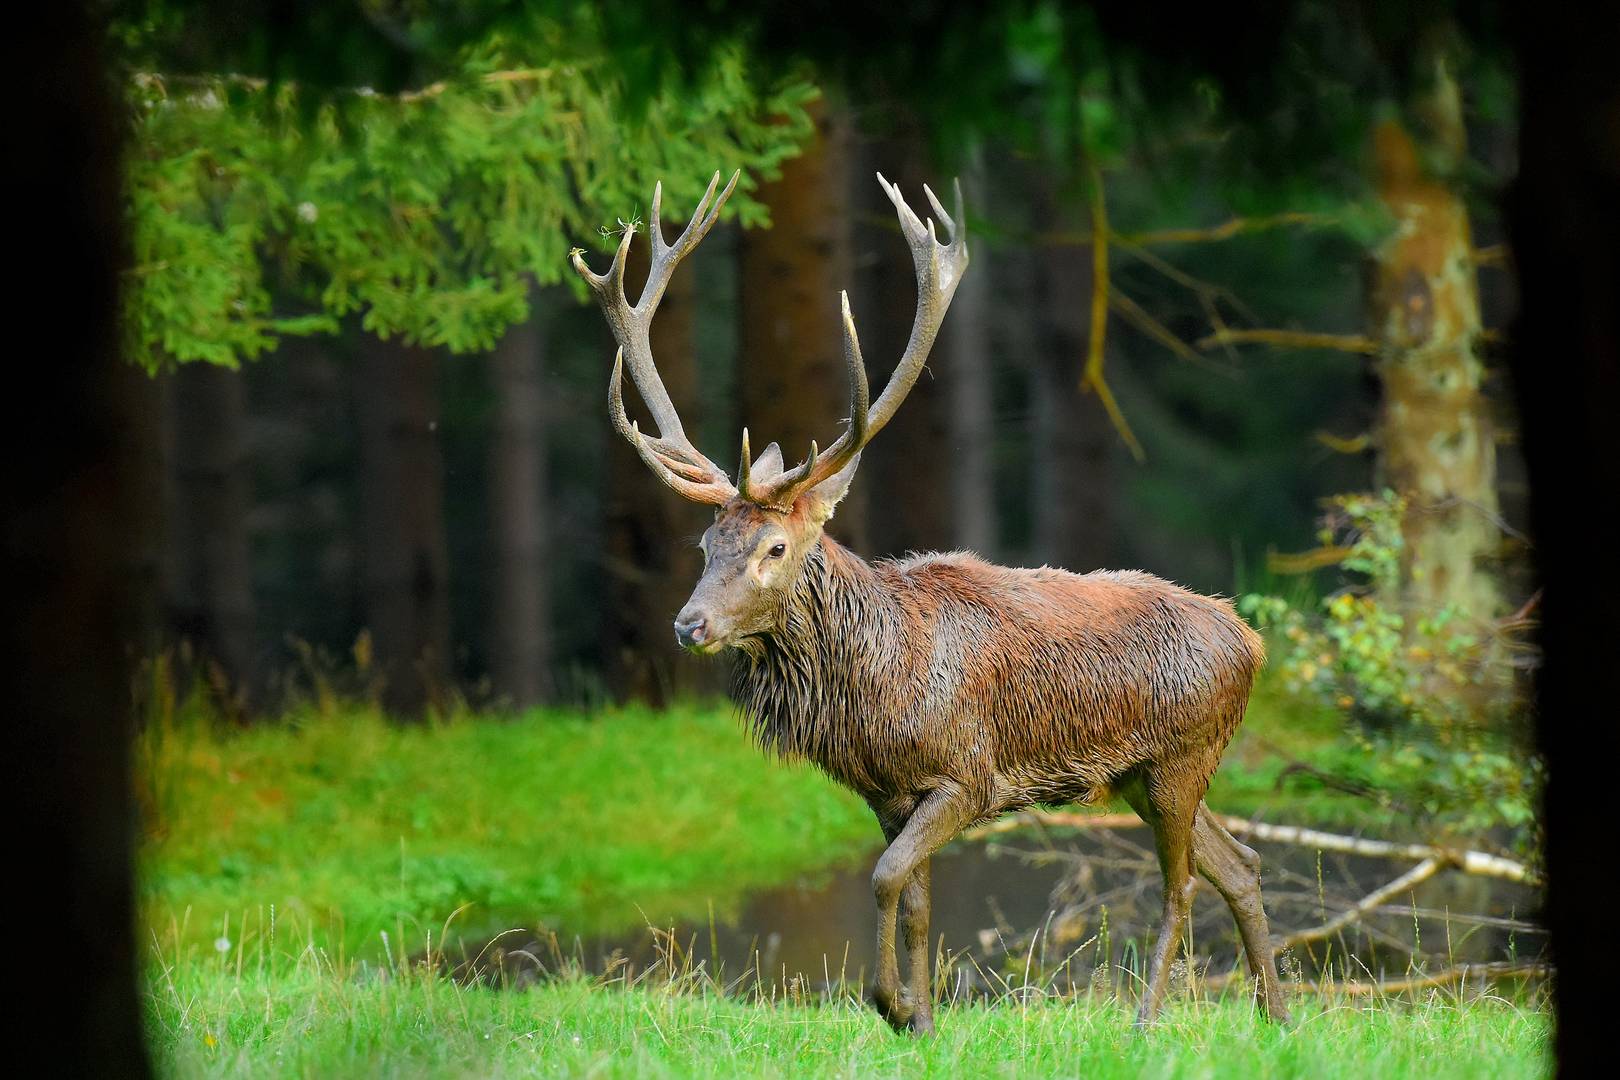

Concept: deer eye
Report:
left=767, top=543, right=786, bottom=559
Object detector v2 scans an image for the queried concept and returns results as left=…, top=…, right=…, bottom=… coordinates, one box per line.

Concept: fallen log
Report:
left=1202, top=960, right=1550, bottom=997
left=967, top=810, right=1538, bottom=884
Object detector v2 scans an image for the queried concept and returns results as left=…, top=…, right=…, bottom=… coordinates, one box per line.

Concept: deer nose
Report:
left=673, top=613, right=709, bottom=648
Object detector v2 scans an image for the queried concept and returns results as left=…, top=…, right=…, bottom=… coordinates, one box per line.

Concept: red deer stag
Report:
left=570, top=170, right=1291, bottom=1033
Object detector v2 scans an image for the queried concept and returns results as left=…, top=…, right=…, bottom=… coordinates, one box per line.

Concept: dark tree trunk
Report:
left=1510, top=8, right=1620, bottom=1074
left=603, top=243, right=712, bottom=704
left=857, top=119, right=954, bottom=555
left=1029, top=180, right=1114, bottom=573
left=943, top=165, right=997, bottom=557
left=487, top=289, right=553, bottom=707
left=8, top=2, right=152, bottom=1071
left=738, top=97, right=869, bottom=552
left=354, top=335, right=452, bottom=716
left=165, top=362, right=257, bottom=705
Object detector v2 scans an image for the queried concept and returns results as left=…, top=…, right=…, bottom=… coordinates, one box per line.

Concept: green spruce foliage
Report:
left=123, top=12, right=814, bottom=368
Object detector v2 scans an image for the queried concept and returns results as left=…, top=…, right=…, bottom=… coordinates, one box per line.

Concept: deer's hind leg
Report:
left=1192, top=805, right=1291, bottom=1022
left=1119, top=771, right=1199, bottom=1026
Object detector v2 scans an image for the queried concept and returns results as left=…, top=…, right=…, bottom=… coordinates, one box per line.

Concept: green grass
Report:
left=1206, top=680, right=1407, bottom=828
left=140, top=688, right=1547, bottom=1077
left=139, top=701, right=877, bottom=958
left=147, top=961, right=1548, bottom=1079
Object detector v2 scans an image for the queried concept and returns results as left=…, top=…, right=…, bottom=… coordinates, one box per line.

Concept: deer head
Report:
left=570, top=171, right=968, bottom=653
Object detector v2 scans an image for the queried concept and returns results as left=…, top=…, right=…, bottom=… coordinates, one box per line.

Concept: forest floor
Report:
left=138, top=685, right=1548, bottom=1076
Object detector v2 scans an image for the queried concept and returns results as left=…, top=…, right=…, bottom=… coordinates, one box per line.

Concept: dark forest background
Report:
left=122, top=5, right=1526, bottom=719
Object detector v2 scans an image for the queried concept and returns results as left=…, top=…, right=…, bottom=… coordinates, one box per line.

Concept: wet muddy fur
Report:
left=726, top=533, right=1291, bottom=1031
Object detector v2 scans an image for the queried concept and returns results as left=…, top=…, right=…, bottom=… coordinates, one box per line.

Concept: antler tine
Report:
left=922, top=182, right=953, bottom=236
left=568, top=221, right=636, bottom=307
left=607, top=347, right=634, bottom=439
left=747, top=291, right=871, bottom=507
left=840, top=292, right=871, bottom=449
left=608, top=349, right=731, bottom=492
left=627, top=421, right=736, bottom=503
left=749, top=176, right=967, bottom=509
left=863, top=173, right=968, bottom=439
left=642, top=170, right=739, bottom=317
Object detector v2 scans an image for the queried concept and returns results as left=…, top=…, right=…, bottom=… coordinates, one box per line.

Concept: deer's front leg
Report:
left=899, top=857, right=935, bottom=1035
left=872, top=789, right=963, bottom=1033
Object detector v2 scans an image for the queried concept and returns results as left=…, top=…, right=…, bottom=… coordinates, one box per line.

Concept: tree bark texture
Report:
left=738, top=97, right=869, bottom=552
left=856, top=118, right=954, bottom=556
left=354, top=335, right=452, bottom=716
left=1369, top=55, right=1503, bottom=627
left=1029, top=178, right=1115, bottom=574
left=165, top=362, right=258, bottom=701
left=487, top=289, right=553, bottom=707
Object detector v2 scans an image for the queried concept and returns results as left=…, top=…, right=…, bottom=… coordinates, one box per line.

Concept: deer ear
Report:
left=752, top=441, right=785, bottom=481
left=803, top=452, right=862, bottom=525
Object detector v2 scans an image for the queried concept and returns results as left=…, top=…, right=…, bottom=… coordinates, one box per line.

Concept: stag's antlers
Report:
left=570, top=171, right=969, bottom=511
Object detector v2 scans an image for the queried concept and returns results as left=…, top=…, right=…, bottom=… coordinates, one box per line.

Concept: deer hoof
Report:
left=907, top=1007, right=936, bottom=1037
left=870, top=985, right=915, bottom=1031
left=888, top=987, right=916, bottom=1028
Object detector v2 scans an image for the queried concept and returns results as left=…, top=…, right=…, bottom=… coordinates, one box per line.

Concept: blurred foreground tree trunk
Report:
left=355, top=336, right=451, bottom=716
left=1510, top=5, right=1619, bottom=1072
left=738, top=97, right=869, bottom=552
left=487, top=289, right=553, bottom=707
left=1369, top=51, right=1503, bottom=630
left=165, top=362, right=257, bottom=705
left=603, top=242, right=709, bottom=704
left=1029, top=177, right=1114, bottom=573
left=9, top=2, right=151, bottom=1071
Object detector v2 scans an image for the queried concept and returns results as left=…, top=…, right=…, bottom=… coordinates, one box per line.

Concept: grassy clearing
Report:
left=138, top=701, right=876, bottom=957
left=141, top=687, right=1547, bottom=1076
left=147, top=958, right=1549, bottom=1080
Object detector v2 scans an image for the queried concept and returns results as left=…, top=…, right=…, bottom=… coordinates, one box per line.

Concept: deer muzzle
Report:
left=673, top=606, right=722, bottom=653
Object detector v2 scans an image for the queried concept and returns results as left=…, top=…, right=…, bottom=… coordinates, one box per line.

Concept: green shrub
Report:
left=1239, top=491, right=1540, bottom=838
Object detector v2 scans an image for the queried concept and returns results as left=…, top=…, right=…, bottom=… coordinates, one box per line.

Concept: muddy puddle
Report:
left=448, top=823, right=1543, bottom=994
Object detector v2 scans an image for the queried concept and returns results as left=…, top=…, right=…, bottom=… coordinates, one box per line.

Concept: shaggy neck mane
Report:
left=729, top=537, right=901, bottom=781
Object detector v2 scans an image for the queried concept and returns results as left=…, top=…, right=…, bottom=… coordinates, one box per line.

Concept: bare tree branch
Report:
left=1109, top=290, right=1235, bottom=378
left=1039, top=211, right=1341, bottom=248
left=1313, top=430, right=1371, bottom=454
left=1265, top=545, right=1354, bottom=574
left=1077, top=165, right=1145, bottom=463
left=967, top=810, right=1539, bottom=884
left=1203, top=961, right=1549, bottom=996
left=1280, top=857, right=1446, bottom=949
left=1197, top=328, right=1381, bottom=354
